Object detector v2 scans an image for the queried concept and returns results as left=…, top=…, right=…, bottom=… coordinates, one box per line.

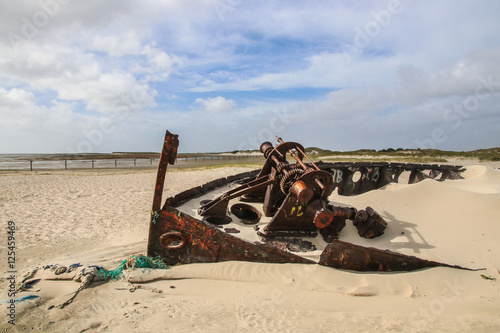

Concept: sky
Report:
left=0, top=0, right=499, bottom=153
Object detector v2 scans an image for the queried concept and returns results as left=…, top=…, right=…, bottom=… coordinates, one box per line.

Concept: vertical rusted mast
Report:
left=152, top=130, right=179, bottom=212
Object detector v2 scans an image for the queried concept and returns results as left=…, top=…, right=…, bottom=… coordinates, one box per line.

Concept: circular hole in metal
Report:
left=352, top=171, right=361, bottom=182
left=160, top=231, right=186, bottom=250
left=204, top=216, right=232, bottom=225
left=230, top=203, right=261, bottom=225
left=200, top=199, right=211, bottom=206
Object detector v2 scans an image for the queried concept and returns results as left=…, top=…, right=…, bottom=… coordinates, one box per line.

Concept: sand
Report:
left=1, top=163, right=500, bottom=332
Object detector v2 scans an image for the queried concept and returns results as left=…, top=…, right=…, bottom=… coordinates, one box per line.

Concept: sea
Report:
left=0, top=154, right=158, bottom=171
left=0, top=153, right=251, bottom=171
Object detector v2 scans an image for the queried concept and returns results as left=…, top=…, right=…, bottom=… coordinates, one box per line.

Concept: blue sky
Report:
left=0, top=0, right=499, bottom=153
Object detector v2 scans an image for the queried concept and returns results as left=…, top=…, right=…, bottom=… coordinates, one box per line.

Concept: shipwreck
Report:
left=147, top=130, right=471, bottom=272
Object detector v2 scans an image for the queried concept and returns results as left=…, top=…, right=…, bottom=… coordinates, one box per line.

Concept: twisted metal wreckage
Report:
left=147, top=130, right=473, bottom=272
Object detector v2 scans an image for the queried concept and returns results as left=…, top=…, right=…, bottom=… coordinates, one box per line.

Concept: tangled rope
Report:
left=98, top=254, right=169, bottom=282
left=54, top=254, right=169, bottom=309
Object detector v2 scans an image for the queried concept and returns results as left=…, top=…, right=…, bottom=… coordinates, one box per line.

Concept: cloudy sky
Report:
left=0, top=0, right=499, bottom=153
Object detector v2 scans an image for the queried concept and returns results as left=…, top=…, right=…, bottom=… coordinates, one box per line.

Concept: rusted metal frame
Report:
left=152, top=131, right=179, bottom=212
left=260, top=179, right=335, bottom=237
left=263, top=168, right=284, bottom=216
left=149, top=205, right=476, bottom=271
left=409, top=168, right=428, bottom=184
left=149, top=206, right=475, bottom=271
left=257, top=143, right=336, bottom=236
left=164, top=162, right=464, bottom=210
left=261, top=191, right=319, bottom=236
left=297, top=169, right=334, bottom=199
left=319, top=240, right=477, bottom=272
left=212, top=175, right=274, bottom=202
left=352, top=206, right=387, bottom=238
left=359, top=164, right=388, bottom=193
left=276, top=137, right=309, bottom=169
left=148, top=130, right=179, bottom=256
left=381, top=165, right=401, bottom=184
left=315, top=162, right=464, bottom=196
left=328, top=166, right=348, bottom=194
left=293, top=145, right=321, bottom=171
left=259, top=140, right=323, bottom=218
left=148, top=131, right=315, bottom=266
left=148, top=131, right=475, bottom=272
left=439, top=169, right=464, bottom=180
left=164, top=170, right=260, bottom=208
left=198, top=176, right=275, bottom=217
left=319, top=205, right=357, bottom=242
left=266, top=142, right=305, bottom=165
left=276, top=137, right=326, bottom=192
left=148, top=200, right=316, bottom=266
left=341, top=167, right=362, bottom=196
left=255, top=142, right=285, bottom=179
left=358, top=166, right=373, bottom=193
left=352, top=166, right=380, bottom=195
left=221, top=176, right=275, bottom=201
left=158, top=149, right=465, bottom=213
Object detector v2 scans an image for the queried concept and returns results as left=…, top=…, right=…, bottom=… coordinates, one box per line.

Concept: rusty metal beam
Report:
left=319, top=240, right=476, bottom=271
left=152, top=131, right=179, bottom=212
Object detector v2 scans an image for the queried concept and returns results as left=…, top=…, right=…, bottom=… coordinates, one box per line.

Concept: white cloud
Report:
left=1, top=1, right=500, bottom=153
left=0, top=87, right=101, bottom=152
left=0, top=87, right=35, bottom=108
left=394, top=48, right=500, bottom=105
left=0, top=42, right=158, bottom=114
left=130, top=44, right=185, bottom=82
left=195, top=96, right=235, bottom=114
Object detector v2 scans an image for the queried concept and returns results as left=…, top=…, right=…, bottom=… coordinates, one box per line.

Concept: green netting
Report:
left=98, top=255, right=169, bottom=281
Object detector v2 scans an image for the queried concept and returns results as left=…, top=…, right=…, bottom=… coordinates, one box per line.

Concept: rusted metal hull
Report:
left=162, top=162, right=464, bottom=208
left=148, top=206, right=315, bottom=266
left=147, top=130, right=470, bottom=272
left=315, top=161, right=464, bottom=196
left=319, top=240, right=474, bottom=271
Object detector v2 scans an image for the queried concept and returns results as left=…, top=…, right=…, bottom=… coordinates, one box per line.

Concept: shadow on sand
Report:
left=378, top=210, right=435, bottom=254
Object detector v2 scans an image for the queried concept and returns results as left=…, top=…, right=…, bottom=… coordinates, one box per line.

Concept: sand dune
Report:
left=1, top=165, right=499, bottom=332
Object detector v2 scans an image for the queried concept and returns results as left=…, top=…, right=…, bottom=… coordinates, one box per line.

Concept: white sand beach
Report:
left=1, top=163, right=500, bottom=332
